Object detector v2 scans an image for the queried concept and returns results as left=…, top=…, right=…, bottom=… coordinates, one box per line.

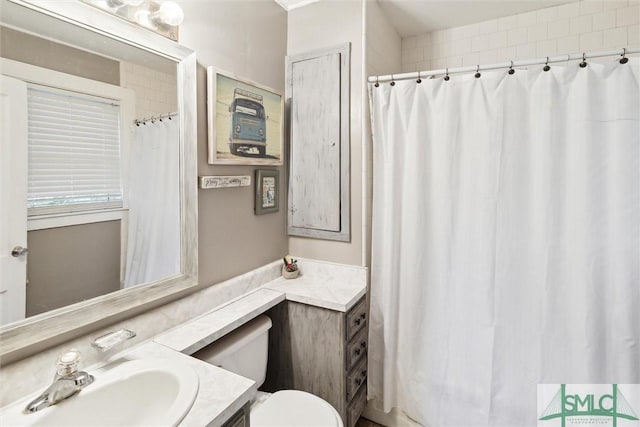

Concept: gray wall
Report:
left=0, top=26, right=120, bottom=85
left=176, top=0, right=289, bottom=287
left=26, top=221, right=121, bottom=316
left=287, top=1, right=365, bottom=266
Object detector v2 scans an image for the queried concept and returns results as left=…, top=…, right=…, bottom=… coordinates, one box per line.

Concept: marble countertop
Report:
left=154, top=288, right=285, bottom=355
left=263, top=258, right=367, bottom=312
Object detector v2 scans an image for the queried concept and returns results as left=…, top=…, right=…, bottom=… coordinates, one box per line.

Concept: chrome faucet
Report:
left=24, top=350, right=94, bottom=413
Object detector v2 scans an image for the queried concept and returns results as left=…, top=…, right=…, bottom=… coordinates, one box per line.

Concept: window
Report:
left=27, top=84, right=123, bottom=216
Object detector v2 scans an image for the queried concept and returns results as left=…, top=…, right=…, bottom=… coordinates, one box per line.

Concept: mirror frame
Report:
left=0, top=0, right=198, bottom=361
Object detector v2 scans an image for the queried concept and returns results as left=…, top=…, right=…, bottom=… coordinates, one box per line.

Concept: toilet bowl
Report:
left=192, top=315, right=343, bottom=427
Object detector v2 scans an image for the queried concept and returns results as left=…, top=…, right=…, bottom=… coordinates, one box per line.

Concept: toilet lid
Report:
left=251, top=390, right=343, bottom=427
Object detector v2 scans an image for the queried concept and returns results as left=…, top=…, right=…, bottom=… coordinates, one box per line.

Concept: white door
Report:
left=0, top=75, right=28, bottom=325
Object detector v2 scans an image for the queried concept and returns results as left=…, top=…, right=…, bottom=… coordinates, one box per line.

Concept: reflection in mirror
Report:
left=0, top=23, right=180, bottom=324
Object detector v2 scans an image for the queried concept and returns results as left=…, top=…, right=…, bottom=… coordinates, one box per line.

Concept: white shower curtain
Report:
left=124, top=118, right=180, bottom=287
left=368, top=59, right=640, bottom=426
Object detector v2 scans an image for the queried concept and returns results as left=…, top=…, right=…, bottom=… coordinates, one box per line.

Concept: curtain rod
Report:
left=368, top=47, right=640, bottom=84
left=134, top=112, right=178, bottom=126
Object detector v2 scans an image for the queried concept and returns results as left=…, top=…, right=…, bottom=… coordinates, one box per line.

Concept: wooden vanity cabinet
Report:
left=222, top=403, right=250, bottom=427
left=263, top=297, right=368, bottom=427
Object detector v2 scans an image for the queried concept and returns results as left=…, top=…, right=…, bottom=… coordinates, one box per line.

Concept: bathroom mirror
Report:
left=0, top=0, right=198, bottom=362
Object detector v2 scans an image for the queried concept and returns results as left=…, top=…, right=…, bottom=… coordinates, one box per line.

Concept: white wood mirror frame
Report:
left=0, top=0, right=198, bottom=361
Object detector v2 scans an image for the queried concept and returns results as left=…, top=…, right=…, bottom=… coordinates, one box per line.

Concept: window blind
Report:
left=27, top=84, right=123, bottom=216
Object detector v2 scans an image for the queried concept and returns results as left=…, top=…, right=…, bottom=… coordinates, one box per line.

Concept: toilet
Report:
left=193, top=315, right=344, bottom=427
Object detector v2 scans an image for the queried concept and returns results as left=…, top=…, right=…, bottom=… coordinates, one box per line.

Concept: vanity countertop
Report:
left=153, top=287, right=285, bottom=355
left=262, top=258, right=367, bottom=312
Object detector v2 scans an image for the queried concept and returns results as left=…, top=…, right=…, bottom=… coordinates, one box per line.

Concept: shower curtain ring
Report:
left=508, top=60, right=515, bottom=75
left=543, top=57, right=551, bottom=72
left=475, top=64, right=481, bottom=78
left=620, top=48, right=629, bottom=64
left=579, top=52, right=588, bottom=68
left=416, top=71, right=422, bottom=84
left=375, top=76, right=380, bottom=88
left=390, top=75, right=396, bottom=86
left=444, top=68, right=450, bottom=81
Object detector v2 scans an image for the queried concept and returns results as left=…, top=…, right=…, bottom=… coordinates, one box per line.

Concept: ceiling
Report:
left=274, top=0, right=577, bottom=37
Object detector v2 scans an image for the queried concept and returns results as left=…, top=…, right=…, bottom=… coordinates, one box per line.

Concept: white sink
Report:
left=1, top=358, right=199, bottom=426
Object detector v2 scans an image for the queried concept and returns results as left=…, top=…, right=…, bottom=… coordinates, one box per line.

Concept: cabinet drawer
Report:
left=346, top=298, right=367, bottom=341
left=223, top=407, right=247, bottom=427
left=346, top=327, right=367, bottom=371
left=347, top=380, right=367, bottom=427
left=346, top=356, right=367, bottom=402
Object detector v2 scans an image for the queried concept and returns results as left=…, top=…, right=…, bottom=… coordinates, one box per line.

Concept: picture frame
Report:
left=255, top=169, right=279, bottom=215
left=207, top=67, right=284, bottom=165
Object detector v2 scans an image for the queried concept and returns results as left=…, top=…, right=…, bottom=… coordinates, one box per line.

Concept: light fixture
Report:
left=153, top=1, right=184, bottom=26
left=82, top=0, right=183, bottom=41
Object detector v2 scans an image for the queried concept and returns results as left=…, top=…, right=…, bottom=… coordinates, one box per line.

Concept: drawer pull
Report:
left=355, top=348, right=361, bottom=356
left=355, top=318, right=361, bottom=326
left=355, top=377, right=362, bottom=386
left=360, top=341, right=366, bottom=349
left=360, top=313, right=366, bottom=320
left=362, top=369, right=367, bottom=376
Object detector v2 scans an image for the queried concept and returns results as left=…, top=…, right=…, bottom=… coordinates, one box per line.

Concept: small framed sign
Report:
left=255, top=169, right=279, bottom=215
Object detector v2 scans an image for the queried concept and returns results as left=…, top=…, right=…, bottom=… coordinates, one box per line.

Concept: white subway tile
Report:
left=417, top=34, right=432, bottom=47
left=449, top=26, right=465, bottom=41
left=580, top=0, right=604, bottom=15
left=516, top=43, right=537, bottom=59
left=537, top=6, right=559, bottom=23
left=549, top=19, right=571, bottom=38
left=580, top=31, right=604, bottom=50
left=401, top=49, right=412, bottom=64
left=570, top=15, right=593, bottom=34
left=444, top=56, right=463, bottom=68
left=401, top=63, right=416, bottom=73
left=479, top=49, right=498, bottom=64
left=431, top=58, right=447, bottom=70
left=472, top=34, right=489, bottom=52
left=488, top=31, right=508, bottom=49
left=417, top=60, right=433, bottom=71
left=603, top=0, right=629, bottom=10
left=403, top=35, right=419, bottom=49
left=616, top=5, right=640, bottom=26
left=557, top=2, right=581, bottom=19
left=557, top=34, right=581, bottom=53
left=498, top=15, right=518, bottom=31
left=592, top=10, right=617, bottom=30
left=431, top=30, right=449, bottom=44
left=602, top=27, right=628, bottom=46
left=498, top=46, right=518, bottom=62
left=408, top=47, right=424, bottom=62
left=536, top=39, right=558, bottom=57
left=508, top=27, right=528, bottom=46
left=517, top=11, right=538, bottom=27
left=528, top=23, right=548, bottom=42
left=460, top=23, right=481, bottom=39
left=462, top=52, right=480, bottom=66
left=629, top=24, right=640, bottom=45
left=479, top=19, right=499, bottom=34
left=455, top=38, right=472, bottom=55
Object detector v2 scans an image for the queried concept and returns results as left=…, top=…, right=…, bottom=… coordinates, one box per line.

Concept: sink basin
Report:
left=1, top=358, right=199, bottom=426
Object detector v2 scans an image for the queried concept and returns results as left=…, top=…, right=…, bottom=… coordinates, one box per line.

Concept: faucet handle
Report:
left=56, top=350, right=82, bottom=376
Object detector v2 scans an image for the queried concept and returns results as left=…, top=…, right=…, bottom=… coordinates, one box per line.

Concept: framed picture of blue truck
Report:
left=207, top=67, right=283, bottom=165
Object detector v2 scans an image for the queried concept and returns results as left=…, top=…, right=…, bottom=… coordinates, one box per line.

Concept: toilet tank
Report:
left=192, top=314, right=272, bottom=388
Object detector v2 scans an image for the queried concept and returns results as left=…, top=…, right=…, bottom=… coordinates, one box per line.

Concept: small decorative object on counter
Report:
left=282, top=255, right=299, bottom=279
